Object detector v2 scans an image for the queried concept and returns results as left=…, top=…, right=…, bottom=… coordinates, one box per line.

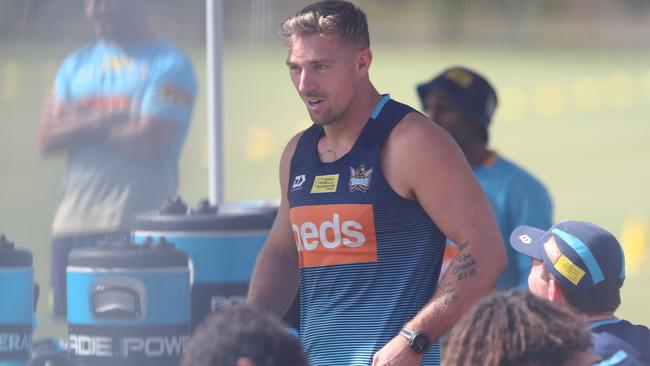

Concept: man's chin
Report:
left=309, top=113, right=338, bottom=126
left=310, top=118, right=337, bottom=127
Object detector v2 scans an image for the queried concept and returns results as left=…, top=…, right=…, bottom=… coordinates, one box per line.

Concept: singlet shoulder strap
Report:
left=357, top=98, right=420, bottom=155
left=289, top=124, right=322, bottom=172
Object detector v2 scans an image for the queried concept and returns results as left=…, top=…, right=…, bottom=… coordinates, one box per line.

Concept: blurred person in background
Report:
left=442, top=290, right=640, bottom=366
left=37, top=0, right=197, bottom=318
left=417, top=67, right=553, bottom=290
left=248, top=2, right=506, bottom=366
left=510, top=220, right=650, bottom=364
left=181, top=304, right=308, bottom=366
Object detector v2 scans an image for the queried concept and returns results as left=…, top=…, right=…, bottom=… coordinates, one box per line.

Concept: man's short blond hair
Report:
left=281, top=0, right=370, bottom=48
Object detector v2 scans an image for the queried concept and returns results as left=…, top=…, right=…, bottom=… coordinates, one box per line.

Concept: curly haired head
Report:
left=443, top=291, right=593, bottom=366
left=181, top=305, right=307, bottom=366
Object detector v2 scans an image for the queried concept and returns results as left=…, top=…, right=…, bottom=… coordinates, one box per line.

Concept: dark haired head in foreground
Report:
left=443, top=290, right=597, bottom=366
left=181, top=305, right=307, bottom=366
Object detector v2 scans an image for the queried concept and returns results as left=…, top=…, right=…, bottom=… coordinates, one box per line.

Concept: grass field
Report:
left=1, top=41, right=649, bottom=338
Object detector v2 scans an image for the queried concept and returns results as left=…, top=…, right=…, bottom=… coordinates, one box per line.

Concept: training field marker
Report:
left=620, top=215, right=648, bottom=276
left=245, top=126, right=272, bottom=161
left=3, top=62, right=20, bottom=98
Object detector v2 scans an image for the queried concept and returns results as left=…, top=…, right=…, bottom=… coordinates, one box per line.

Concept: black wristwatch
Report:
left=399, top=327, right=430, bottom=354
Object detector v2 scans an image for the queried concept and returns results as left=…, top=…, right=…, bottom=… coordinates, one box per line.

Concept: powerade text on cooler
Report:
left=0, top=235, right=34, bottom=366
left=66, top=240, right=190, bottom=366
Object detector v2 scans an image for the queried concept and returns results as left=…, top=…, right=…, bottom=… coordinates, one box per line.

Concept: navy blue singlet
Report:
left=287, top=95, right=446, bottom=365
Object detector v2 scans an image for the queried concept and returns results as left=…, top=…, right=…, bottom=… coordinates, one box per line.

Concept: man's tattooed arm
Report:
left=450, top=241, right=478, bottom=281
left=402, top=239, right=503, bottom=341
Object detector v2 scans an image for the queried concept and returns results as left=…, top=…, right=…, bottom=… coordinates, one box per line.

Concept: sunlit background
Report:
left=1, top=0, right=649, bottom=338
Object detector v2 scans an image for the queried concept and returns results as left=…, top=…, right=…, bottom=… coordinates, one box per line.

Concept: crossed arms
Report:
left=37, top=93, right=179, bottom=161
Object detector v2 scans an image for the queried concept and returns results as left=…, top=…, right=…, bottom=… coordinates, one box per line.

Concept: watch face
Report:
left=412, top=334, right=429, bottom=353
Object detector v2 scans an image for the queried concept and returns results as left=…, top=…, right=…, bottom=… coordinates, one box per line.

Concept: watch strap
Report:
left=399, top=327, right=416, bottom=341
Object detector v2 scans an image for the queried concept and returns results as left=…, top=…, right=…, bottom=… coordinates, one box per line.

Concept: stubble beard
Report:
left=309, top=108, right=339, bottom=126
left=306, top=79, right=357, bottom=126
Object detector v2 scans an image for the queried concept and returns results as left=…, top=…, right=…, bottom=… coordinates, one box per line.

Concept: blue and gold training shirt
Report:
left=475, top=154, right=553, bottom=289
left=288, top=95, right=446, bottom=366
left=52, top=40, right=196, bottom=235
left=441, top=154, right=553, bottom=290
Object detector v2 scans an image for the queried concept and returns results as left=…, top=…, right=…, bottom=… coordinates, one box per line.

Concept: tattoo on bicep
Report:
left=450, top=241, right=477, bottom=281
left=457, top=241, right=469, bottom=251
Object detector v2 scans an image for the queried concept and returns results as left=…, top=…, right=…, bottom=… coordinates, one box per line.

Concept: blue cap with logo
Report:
left=509, top=221, right=626, bottom=293
left=416, top=66, right=498, bottom=128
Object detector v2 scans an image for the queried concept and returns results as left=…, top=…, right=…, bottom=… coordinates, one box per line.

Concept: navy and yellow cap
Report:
left=510, top=221, right=626, bottom=293
left=416, top=66, right=498, bottom=128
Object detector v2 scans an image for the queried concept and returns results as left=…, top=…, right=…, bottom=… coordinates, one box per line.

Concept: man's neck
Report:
left=320, top=83, right=382, bottom=151
left=464, top=142, right=492, bottom=168
left=104, top=25, right=155, bottom=48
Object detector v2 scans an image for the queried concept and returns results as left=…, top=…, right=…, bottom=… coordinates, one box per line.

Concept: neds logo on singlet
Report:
left=290, top=204, right=378, bottom=268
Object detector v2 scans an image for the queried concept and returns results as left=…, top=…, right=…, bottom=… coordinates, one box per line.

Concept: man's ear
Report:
left=356, top=48, right=372, bottom=76
left=548, top=277, right=566, bottom=303
left=236, top=357, right=256, bottom=366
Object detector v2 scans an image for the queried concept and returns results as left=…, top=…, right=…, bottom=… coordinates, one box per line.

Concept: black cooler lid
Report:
left=0, top=234, right=32, bottom=267
left=135, top=198, right=279, bottom=231
left=68, top=239, right=188, bottom=269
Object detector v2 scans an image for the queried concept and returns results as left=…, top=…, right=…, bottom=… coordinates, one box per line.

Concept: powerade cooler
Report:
left=0, top=235, right=33, bottom=366
left=66, top=240, right=190, bottom=366
left=133, top=199, right=298, bottom=330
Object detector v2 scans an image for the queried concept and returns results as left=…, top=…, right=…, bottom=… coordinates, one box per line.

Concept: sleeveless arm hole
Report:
left=365, top=100, right=423, bottom=202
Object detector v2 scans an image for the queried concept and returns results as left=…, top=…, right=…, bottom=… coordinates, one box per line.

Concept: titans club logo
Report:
left=349, top=165, right=374, bottom=192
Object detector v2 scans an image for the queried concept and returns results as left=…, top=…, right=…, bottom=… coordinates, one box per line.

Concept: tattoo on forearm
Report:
left=439, top=282, right=460, bottom=305
left=450, top=241, right=477, bottom=281
left=434, top=241, right=478, bottom=308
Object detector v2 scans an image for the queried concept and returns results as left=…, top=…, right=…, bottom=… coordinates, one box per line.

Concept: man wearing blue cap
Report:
left=416, top=67, right=553, bottom=290
left=510, top=220, right=650, bottom=364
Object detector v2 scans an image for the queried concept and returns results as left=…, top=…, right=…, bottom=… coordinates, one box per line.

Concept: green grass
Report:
left=1, top=42, right=649, bottom=338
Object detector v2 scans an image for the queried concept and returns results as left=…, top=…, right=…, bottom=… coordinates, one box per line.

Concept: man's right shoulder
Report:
left=282, top=130, right=308, bottom=162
